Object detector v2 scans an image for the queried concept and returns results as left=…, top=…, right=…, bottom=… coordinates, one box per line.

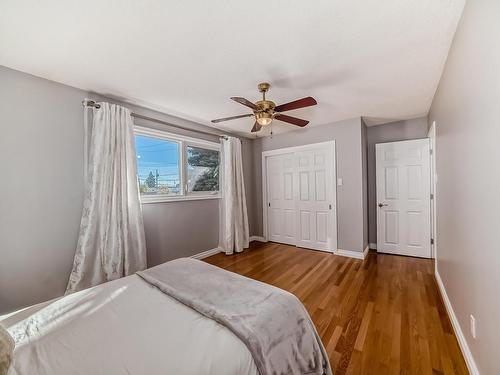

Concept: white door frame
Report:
left=261, top=140, right=338, bottom=252
left=428, top=121, right=437, bottom=260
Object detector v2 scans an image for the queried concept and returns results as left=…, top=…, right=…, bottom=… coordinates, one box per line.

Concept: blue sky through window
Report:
left=135, top=135, right=180, bottom=194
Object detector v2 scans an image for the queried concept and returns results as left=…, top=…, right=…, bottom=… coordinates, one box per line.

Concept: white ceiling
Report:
left=0, top=0, right=464, bottom=137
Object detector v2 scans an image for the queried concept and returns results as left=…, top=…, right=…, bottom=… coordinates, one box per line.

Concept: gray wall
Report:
left=142, top=200, right=219, bottom=265
left=428, top=1, right=500, bottom=373
left=252, top=118, right=367, bottom=252
left=0, top=67, right=254, bottom=314
left=365, top=117, right=429, bottom=245
left=0, top=66, right=86, bottom=313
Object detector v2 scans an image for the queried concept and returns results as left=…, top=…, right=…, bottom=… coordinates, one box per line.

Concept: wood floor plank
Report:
left=205, top=242, right=469, bottom=374
left=354, top=301, right=374, bottom=351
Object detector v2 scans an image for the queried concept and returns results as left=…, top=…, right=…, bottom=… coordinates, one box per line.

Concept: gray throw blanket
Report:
left=137, top=258, right=332, bottom=375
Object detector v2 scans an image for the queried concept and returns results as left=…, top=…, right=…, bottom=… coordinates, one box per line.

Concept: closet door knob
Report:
left=378, top=203, right=388, bottom=208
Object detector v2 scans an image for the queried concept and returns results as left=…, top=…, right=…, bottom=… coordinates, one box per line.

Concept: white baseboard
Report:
left=190, top=247, right=223, bottom=260
left=435, top=270, right=480, bottom=375
left=363, top=245, right=369, bottom=258
left=369, top=242, right=377, bottom=250
left=335, top=248, right=366, bottom=260
left=250, top=236, right=267, bottom=242
left=191, top=237, right=266, bottom=260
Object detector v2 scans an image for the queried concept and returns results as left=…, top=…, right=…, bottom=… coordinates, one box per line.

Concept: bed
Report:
left=1, top=258, right=331, bottom=375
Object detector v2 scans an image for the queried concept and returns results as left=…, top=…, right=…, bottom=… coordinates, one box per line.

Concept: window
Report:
left=134, top=126, right=220, bottom=203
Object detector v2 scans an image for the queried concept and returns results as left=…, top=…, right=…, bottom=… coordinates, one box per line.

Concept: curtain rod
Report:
left=82, top=99, right=228, bottom=139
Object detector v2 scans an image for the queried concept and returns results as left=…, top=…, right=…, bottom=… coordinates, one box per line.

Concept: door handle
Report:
left=378, top=203, right=388, bottom=208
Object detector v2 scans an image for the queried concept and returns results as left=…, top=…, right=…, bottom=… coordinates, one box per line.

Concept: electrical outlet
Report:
left=470, top=315, right=477, bottom=339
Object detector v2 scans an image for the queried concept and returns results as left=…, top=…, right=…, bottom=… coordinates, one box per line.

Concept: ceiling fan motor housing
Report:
left=255, top=100, right=276, bottom=113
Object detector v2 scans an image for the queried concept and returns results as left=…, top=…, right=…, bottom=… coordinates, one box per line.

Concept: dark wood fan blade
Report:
left=211, top=113, right=254, bottom=123
left=251, top=121, right=262, bottom=133
left=275, top=97, right=317, bottom=112
left=231, top=97, right=259, bottom=110
left=274, top=114, right=309, bottom=127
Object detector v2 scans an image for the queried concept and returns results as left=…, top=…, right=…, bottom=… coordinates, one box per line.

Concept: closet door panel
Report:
left=266, top=153, right=296, bottom=245
left=295, top=147, right=334, bottom=252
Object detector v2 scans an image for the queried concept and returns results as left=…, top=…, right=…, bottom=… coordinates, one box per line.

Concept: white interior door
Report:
left=266, top=153, right=296, bottom=245
left=295, top=147, right=335, bottom=251
left=264, top=142, right=336, bottom=253
left=376, top=139, right=431, bottom=258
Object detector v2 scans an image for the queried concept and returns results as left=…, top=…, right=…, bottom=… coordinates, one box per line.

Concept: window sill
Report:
left=140, top=194, right=220, bottom=204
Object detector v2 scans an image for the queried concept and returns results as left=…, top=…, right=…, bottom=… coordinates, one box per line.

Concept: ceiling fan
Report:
left=211, top=83, right=317, bottom=133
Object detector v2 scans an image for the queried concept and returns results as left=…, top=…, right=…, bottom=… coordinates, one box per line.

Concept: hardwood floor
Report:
left=205, top=241, right=468, bottom=375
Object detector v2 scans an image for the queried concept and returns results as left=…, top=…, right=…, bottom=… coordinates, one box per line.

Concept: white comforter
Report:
left=1, top=274, right=258, bottom=375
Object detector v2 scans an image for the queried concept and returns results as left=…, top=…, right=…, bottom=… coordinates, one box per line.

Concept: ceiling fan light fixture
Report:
left=256, top=112, right=273, bottom=126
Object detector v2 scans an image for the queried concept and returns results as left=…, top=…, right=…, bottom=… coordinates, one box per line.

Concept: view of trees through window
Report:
left=187, top=146, right=219, bottom=192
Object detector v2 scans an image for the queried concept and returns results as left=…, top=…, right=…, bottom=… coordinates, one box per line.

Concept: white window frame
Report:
left=134, top=125, right=221, bottom=204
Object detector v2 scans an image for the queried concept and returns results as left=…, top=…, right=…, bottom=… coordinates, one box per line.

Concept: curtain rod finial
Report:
left=82, top=99, right=100, bottom=109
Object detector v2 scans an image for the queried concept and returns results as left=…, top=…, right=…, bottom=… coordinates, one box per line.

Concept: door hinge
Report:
left=329, top=204, right=332, bottom=210
left=268, top=202, right=270, bottom=207
left=430, top=149, right=433, bottom=155
left=431, top=238, right=434, bottom=245
left=430, top=193, right=434, bottom=200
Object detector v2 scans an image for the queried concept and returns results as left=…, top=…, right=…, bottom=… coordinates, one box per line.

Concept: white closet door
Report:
left=266, top=153, right=296, bottom=245
left=295, top=146, right=334, bottom=252
left=376, top=139, right=431, bottom=258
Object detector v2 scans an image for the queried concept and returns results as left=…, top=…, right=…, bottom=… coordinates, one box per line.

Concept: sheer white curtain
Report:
left=219, top=136, right=249, bottom=255
left=66, top=102, right=147, bottom=294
